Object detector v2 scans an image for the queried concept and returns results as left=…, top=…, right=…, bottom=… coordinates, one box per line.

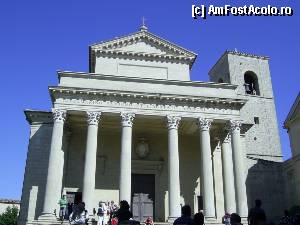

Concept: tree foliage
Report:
left=0, top=206, right=19, bottom=225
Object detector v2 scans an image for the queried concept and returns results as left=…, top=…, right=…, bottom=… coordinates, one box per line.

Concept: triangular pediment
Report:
left=115, top=41, right=169, bottom=55
left=90, top=30, right=197, bottom=58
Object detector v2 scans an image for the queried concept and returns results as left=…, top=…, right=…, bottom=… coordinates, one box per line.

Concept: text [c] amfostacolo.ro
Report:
left=192, top=4, right=294, bottom=19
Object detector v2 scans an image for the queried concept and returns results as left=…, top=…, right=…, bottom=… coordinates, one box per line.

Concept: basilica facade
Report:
left=18, top=26, right=285, bottom=225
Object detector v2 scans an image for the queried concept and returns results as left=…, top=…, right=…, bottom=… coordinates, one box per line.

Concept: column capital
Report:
left=226, top=120, right=242, bottom=132
left=166, top=115, right=181, bottom=130
left=86, top=111, right=101, bottom=125
left=198, top=117, right=213, bottom=131
left=222, top=132, right=231, bottom=143
left=52, top=109, right=66, bottom=123
left=120, top=112, right=135, bottom=127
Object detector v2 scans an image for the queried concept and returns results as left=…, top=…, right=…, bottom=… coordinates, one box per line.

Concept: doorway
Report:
left=66, top=192, right=82, bottom=204
left=131, top=174, right=155, bottom=221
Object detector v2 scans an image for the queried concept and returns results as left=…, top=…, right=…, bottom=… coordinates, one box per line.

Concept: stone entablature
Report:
left=50, top=87, right=245, bottom=120
left=24, top=110, right=53, bottom=124
left=50, top=71, right=247, bottom=120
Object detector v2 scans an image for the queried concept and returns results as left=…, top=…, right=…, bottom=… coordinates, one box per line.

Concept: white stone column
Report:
left=119, top=113, right=135, bottom=204
left=198, top=117, right=215, bottom=218
left=82, top=111, right=101, bottom=214
left=228, top=120, right=248, bottom=217
left=40, top=109, right=66, bottom=219
left=166, top=115, right=181, bottom=220
left=221, top=132, right=236, bottom=214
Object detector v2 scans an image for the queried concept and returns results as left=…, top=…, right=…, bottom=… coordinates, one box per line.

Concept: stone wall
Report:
left=18, top=124, right=53, bottom=225
left=245, top=157, right=285, bottom=221
left=283, top=155, right=300, bottom=212
left=287, top=117, right=300, bottom=157
left=95, top=57, right=190, bottom=81
left=241, top=96, right=282, bottom=161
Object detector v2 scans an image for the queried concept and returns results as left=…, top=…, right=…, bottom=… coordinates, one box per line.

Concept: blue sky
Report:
left=1, top=0, right=299, bottom=199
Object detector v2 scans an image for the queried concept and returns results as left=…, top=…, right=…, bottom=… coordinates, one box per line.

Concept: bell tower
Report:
left=209, top=50, right=282, bottom=162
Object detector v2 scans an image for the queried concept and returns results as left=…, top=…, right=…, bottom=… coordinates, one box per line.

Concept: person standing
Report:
left=104, top=202, right=109, bottom=225
left=248, top=199, right=266, bottom=225
left=279, top=210, right=292, bottom=225
left=97, top=202, right=105, bottom=225
left=68, top=203, right=74, bottom=218
left=115, top=200, right=133, bottom=223
left=173, top=205, right=194, bottom=225
left=230, top=213, right=243, bottom=225
left=58, top=194, right=68, bottom=222
left=222, top=213, right=231, bottom=225
left=69, top=203, right=87, bottom=225
left=194, top=210, right=204, bottom=225
left=110, top=201, right=119, bottom=225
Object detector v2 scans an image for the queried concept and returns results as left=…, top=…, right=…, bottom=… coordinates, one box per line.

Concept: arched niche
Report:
left=244, top=71, right=260, bottom=95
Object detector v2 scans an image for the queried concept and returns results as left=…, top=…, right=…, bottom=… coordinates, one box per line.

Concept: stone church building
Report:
left=18, top=26, right=287, bottom=225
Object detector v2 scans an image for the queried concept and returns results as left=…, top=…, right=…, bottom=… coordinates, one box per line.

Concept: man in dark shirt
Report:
left=115, top=200, right=133, bottom=224
left=248, top=199, right=266, bottom=225
left=173, top=205, right=194, bottom=225
left=279, top=210, right=292, bottom=225
left=194, top=210, right=204, bottom=225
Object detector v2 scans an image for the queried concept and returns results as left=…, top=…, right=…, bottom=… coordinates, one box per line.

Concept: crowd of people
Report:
left=96, top=200, right=120, bottom=225
left=57, top=195, right=132, bottom=225
left=173, top=200, right=300, bottom=225
left=245, top=199, right=300, bottom=225
left=57, top=195, right=300, bottom=225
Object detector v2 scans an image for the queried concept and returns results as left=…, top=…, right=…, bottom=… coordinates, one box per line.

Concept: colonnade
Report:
left=39, top=109, right=248, bottom=221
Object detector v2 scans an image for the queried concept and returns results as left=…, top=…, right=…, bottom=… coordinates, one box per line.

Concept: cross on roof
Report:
left=140, top=16, right=148, bottom=31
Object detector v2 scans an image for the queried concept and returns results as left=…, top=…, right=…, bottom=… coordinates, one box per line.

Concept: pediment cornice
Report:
left=94, top=49, right=195, bottom=64
left=89, top=30, right=197, bottom=68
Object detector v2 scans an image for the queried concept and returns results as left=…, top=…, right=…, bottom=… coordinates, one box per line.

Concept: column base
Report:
left=26, top=220, right=70, bottom=225
left=241, top=217, right=248, bottom=225
left=167, top=216, right=178, bottom=223
left=203, top=217, right=218, bottom=225
left=38, top=213, right=57, bottom=221
left=35, top=214, right=60, bottom=225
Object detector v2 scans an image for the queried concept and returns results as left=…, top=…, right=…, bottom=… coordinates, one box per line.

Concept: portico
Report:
left=37, top=91, right=248, bottom=222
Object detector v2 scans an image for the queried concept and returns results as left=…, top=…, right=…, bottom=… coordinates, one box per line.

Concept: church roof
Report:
left=89, top=28, right=197, bottom=71
left=284, top=92, right=300, bottom=129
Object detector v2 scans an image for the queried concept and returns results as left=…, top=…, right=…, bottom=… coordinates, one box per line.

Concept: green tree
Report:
left=0, top=206, right=19, bottom=225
